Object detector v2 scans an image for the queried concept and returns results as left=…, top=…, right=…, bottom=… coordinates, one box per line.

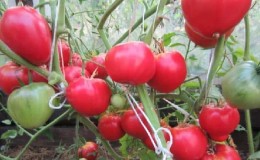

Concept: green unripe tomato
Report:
left=222, top=61, right=260, bottom=109
left=110, top=94, right=126, bottom=109
left=7, top=82, right=55, bottom=129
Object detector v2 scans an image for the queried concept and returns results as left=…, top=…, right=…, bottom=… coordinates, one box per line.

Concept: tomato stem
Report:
left=38, top=0, right=46, bottom=15
left=243, top=14, right=255, bottom=156
left=136, top=85, right=168, bottom=158
left=245, top=109, right=255, bottom=154
left=243, top=14, right=250, bottom=61
left=97, top=0, right=124, bottom=50
left=0, top=41, right=49, bottom=78
left=194, top=35, right=225, bottom=113
left=143, top=0, right=168, bottom=44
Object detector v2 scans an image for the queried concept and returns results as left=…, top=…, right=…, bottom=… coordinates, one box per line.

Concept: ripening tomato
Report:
left=184, top=23, right=234, bottom=49
left=105, top=41, right=156, bottom=85
left=66, top=77, right=111, bottom=117
left=199, top=103, right=240, bottom=141
left=148, top=51, right=187, bottom=93
left=7, top=82, right=54, bottom=129
left=222, top=61, right=260, bottom=109
left=58, top=40, right=71, bottom=67
left=181, top=0, right=251, bottom=38
left=170, top=124, right=208, bottom=160
left=72, top=53, right=83, bottom=67
left=0, top=6, right=52, bottom=65
left=121, top=107, right=151, bottom=139
left=98, top=114, right=125, bottom=141
left=86, top=53, right=108, bottom=79
left=63, top=66, right=90, bottom=84
left=0, top=62, right=47, bottom=95
left=78, top=142, right=98, bottom=160
left=201, top=145, right=241, bottom=160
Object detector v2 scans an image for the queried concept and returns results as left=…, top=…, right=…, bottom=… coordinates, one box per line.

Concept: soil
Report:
left=0, top=126, right=251, bottom=160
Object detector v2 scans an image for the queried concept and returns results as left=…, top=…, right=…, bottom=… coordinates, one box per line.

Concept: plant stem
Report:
left=79, top=117, right=123, bottom=160
left=0, top=41, right=49, bottom=77
left=114, top=0, right=171, bottom=45
left=97, top=0, right=124, bottom=50
left=245, top=110, right=254, bottom=154
left=243, top=14, right=250, bottom=61
left=136, top=85, right=167, bottom=158
left=194, top=36, right=225, bottom=112
left=38, top=0, right=46, bottom=15
left=14, top=108, right=73, bottom=160
left=243, top=14, right=255, bottom=155
left=144, top=0, right=168, bottom=44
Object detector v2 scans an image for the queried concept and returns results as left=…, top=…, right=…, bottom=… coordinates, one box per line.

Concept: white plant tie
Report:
left=49, top=83, right=67, bottom=109
left=126, top=93, right=173, bottom=160
left=163, top=98, right=197, bottom=122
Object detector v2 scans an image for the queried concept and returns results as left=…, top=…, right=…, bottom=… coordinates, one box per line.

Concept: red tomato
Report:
left=105, top=41, right=156, bottom=85
left=58, top=40, right=71, bottom=67
left=86, top=53, right=108, bottom=79
left=121, top=107, right=151, bottom=139
left=185, top=23, right=234, bottom=48
left=199, top=103, right=240, bottom=141
left=66, top=77, right=111, bottom=117
left=98, top=114, right=125, bottom=141
left=78, top=141, right=98, bottom=160
left=63, top=66, right=90, bottom=84
left=201, top=145, right=241, bottom=160
left=148, top=51, right=187, bottom=93
left=0, top=62, right=47, bottom=94
left=0, top=6, right=52, bottom=65
left=181, top=0, right=251, bottom=38
left=170, top=124, right=208, bottom=160
left=72, top=53, right=83, bottom=67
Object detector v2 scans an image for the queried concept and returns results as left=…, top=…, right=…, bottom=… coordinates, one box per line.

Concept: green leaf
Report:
left=119, top=134, right=134, bottom=156
left=248, top=151, right=260, bottom=159
left=1, top=119, right=11, bottom=125
left=162, top=32, right=176, bottom=46
left=169, top=42, right=186, bottom=48
left=1, top=130, right=17, bottom=139
left=139, top=149, right=158, bottom=160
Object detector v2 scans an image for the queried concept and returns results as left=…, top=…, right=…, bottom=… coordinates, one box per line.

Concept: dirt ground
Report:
left=0, top=127, right=252, bottom=160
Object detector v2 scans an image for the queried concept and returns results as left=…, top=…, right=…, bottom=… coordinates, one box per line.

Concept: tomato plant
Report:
left=105, top=41, right=156, bottom=85
left=181, top=0, right=251, bottom=38
left=0, top=6, right=52, bottom=65
left=78, top=141, right=98, bottom=160
left=199, top=103, right=240, bottom=141
left=148, top=51, right=187, bottom=93
left=170, top=124, right=208, bottom=160
left=98, top=114, right=125, bottom=141
left=66, top=77, right=111, bottom=117
left=7, top=82, right=54, bottom=129
left=222, top=61, right=260, bottom=109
